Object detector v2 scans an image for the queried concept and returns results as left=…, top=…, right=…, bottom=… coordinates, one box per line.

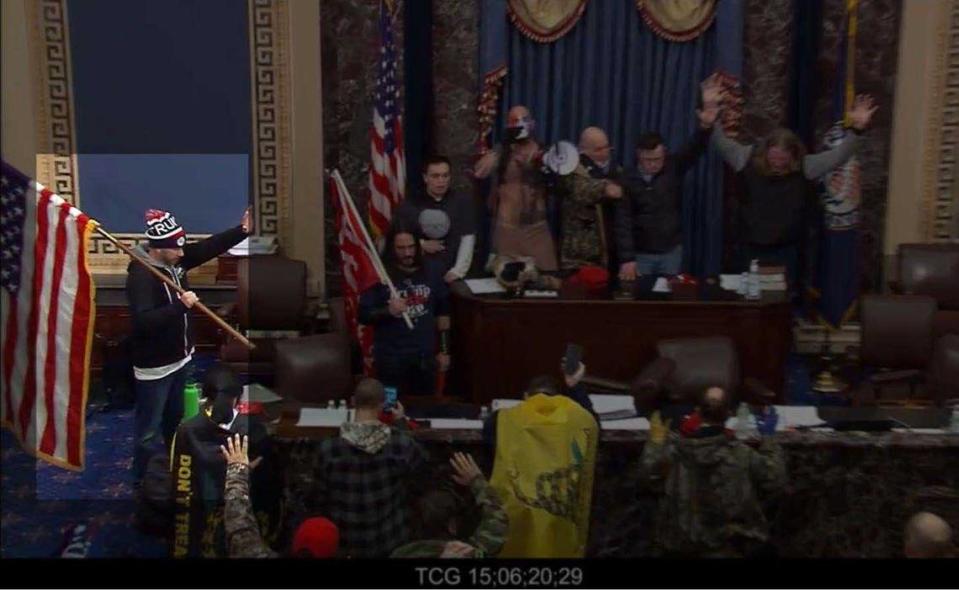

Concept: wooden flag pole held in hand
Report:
left=94, top=226, right=256, bottom=350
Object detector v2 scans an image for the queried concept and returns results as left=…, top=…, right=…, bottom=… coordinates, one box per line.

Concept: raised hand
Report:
left=241, top=207, right=253, bottom=234
left=221, top=434, right=249, bottom=466
left=696, top=102, right=721, bottom=129
left=450, top=452, right=483, bottom=486
left=220, top=434, right=263, bottom=469
left=847, top=94, right=878, bottom=131
left=700, top=73, right=724, bottom=108
left=649, top=411, right=672, bottom=445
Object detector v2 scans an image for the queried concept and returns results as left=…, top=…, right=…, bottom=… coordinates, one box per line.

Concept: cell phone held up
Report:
left=384, top=386, right=398, bottom=411
left=564, top=343, right=583, bottom=376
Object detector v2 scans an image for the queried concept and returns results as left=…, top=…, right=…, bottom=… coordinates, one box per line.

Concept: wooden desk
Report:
left=448, top=283, right=793, bottom=404
left=276, top=422, right=959, bottom=558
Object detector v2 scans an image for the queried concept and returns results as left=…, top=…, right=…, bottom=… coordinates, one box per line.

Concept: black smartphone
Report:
left=564, top=343, right=583, bottom=375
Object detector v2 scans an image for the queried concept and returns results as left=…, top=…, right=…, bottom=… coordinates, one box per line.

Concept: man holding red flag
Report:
left=359, top=223, right=451, bottom=398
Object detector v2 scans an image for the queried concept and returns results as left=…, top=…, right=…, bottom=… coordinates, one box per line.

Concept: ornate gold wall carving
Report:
left=28, top=0, right=80, bottom=206
left=249, top=0, right=292, bottom=240
left=924, top=0, right=959, bottom=241
left=27, top=0, right=294, bottom=273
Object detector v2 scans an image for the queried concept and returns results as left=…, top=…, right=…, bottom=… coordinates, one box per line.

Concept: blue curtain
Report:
left=500, top=0, right=723, bottom=276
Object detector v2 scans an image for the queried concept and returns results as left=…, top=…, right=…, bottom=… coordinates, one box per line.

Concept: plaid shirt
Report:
left=313, top=426, right=428, bottom=558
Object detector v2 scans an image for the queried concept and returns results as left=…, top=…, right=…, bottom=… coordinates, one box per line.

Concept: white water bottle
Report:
left=746, top=259, right=761, bottom=300
left=949, top=405, right=959, bottom=434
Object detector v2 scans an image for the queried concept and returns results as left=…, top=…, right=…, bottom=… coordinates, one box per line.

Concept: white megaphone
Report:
left=541, top=140, right=579, bottom=176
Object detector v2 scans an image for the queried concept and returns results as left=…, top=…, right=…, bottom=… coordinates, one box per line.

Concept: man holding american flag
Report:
left=126, top=207, right=251, bottom=484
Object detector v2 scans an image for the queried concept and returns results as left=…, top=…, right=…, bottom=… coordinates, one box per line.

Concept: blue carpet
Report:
left=1, top=408, right=166, bottom=558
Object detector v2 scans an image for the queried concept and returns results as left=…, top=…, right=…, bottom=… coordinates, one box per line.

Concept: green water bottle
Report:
left=183, top=381, right=200, bottom=422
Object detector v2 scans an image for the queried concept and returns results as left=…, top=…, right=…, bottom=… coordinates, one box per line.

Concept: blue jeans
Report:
left=133, top=364, right=188, bottom=481
left=636, top=245, right=683, bottom=276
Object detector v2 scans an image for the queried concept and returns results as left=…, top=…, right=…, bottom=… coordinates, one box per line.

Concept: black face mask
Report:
left=506, top=127, right=525, bottom=142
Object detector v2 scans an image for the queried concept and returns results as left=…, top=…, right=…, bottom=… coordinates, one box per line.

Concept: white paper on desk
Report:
left=893, top=428, right=945, bottom=434
left=719, top=274, right=743, bottom=292
left=241, top=383, right=283, bottom=404
left=601, top=417, right=650, bottom=431
left=775, top=406, right=821, bottom=429
left=429, top=419, right=484, bottom=430
left=723, top=406, right=822, bottom=431
left=464, top=278, right=506, bottom=295
left=589, top=394, right=636, bottom=415
left=491, top=399, right=521, bottom=412
left=228, top=236, right=278, bottom=256
left=652, top=277, right=671, bottom=293
left=296, top=408, right=352, bottom=427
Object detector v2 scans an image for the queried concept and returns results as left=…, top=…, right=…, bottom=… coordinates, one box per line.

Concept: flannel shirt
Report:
left=312, top=427, right=428, bottom=558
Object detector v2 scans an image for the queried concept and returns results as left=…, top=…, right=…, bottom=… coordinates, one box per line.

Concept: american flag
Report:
left=331, top=171, right=378, bottom=375
left=368, top=0, right=405, bottom=239
left=1, top=160, right=96, bottom=471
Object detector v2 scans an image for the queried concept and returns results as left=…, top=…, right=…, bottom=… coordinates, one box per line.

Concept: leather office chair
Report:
left=892, top=243, right=959, bottom=338
left=854, top=294, right=938, bottom=404
left=219, top=255, right=313, bottom=382
left=582, top=336, right=776, bottom=412
left=273, top=297, right=357, bottom=405
left=274, top=333, right=352, bottom=405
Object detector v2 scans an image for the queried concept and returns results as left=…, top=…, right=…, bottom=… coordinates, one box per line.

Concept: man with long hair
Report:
left=359, top=223, right=451, bottom=397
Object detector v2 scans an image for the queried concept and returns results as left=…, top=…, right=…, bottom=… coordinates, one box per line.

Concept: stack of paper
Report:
left=228, top=236, right=278, bottom=256
left=428, top=419, right=484, bottom=430
left=465, top=278, right=506, bottom=295
left=601, top=417, right=650, bottom=431
left=759, top=274, right=787, bottom=291
left=723, top=406, right=826, bottom=431
left=296, top=407, right=352, bottom=427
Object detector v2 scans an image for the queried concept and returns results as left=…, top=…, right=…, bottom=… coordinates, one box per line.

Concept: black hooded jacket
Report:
left=125, top=226, right=246, bottom=370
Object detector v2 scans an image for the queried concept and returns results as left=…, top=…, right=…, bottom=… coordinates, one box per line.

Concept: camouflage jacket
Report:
left=554, top=165, right=616, bottom=270
left=390, top=478, right=509, bottom=558
left=639, top=431, right=786, bottom=557
left=224, top=462, right=277, bottom=558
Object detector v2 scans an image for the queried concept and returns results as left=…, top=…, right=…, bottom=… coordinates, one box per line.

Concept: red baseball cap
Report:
left=291, top=517, right=339, bottom=558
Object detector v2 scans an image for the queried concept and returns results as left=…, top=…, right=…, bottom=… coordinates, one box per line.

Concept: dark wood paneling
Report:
left=449, top=286, right=792, bottom=404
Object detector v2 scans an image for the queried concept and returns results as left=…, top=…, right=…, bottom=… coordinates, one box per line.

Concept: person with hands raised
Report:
left=221, top=433, right=339, bottom=558
left=392, top=451, right=509, bottom=558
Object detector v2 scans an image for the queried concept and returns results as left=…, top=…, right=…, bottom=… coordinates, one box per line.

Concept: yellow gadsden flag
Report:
left=490, top=394, right=599, bottom=557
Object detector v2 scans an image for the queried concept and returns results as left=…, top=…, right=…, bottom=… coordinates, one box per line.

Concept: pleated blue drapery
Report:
left=500, top=0, right=723, bottom=276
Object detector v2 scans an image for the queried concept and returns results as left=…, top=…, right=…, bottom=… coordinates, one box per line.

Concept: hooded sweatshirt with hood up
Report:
left=306, top=420, right=427, bottom=558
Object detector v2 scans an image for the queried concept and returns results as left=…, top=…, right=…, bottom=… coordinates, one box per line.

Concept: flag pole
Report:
left=93, top=226, right=256, bottom=350
left=331, top=170, right=414, bottom=330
